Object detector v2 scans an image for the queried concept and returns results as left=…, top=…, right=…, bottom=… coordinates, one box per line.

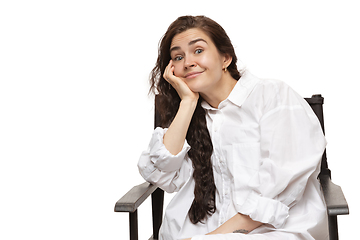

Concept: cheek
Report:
left=203, top=58, right=222, bottom=76
left=173, top=64, right=183, bottom=77
left=173, top=63, right=183, bottom=77
left=174, top=67, right=182, bottom=77
left=199, top=54, right=221, bottom=72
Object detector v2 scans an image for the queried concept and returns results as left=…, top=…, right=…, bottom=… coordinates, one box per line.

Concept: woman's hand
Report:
left=163, top=60, right=199, bottom=102
left=181, top=214, right=262, bottom=240
left=207, top=213, right=263, bottom=235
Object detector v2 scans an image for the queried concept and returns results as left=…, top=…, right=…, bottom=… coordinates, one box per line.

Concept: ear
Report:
left=222, top=54, right=233, bottom=69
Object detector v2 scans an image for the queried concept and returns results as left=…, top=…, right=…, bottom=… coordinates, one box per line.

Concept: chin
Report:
left=187, top=80, right=213, bottom=94
left=187, top=83, right=204, bottom=93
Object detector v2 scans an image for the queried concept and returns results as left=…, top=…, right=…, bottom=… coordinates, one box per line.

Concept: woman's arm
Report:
left=163, top=98, right=197, bottom=155
left=207, top=213, right=263, bottom=235
left=138, top=60, right=198, bottom=192
left=163, top=60, right=199, bottom=155
left=182, top=213, right=263, bottom=240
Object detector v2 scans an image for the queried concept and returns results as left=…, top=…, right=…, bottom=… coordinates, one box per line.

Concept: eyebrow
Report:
left=170, top=38, right=208, bottom=53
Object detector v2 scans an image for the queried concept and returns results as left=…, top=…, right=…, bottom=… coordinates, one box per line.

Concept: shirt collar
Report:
left=201, top=69, right=260, bottom=110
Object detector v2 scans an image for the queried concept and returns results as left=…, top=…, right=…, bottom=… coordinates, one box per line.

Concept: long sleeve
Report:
left=138, top=127, right=193, bottom=193
left=232, top=84, right=327, bottom=229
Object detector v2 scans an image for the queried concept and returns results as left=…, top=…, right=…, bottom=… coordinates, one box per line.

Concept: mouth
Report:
left=184, top=71, right=204, bottom=79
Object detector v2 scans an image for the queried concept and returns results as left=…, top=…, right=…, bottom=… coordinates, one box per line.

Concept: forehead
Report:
left=170, top=28, right=211, bottom=49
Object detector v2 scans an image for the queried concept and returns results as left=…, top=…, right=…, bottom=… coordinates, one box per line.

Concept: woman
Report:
left=138, top=15, right=328, bottom=240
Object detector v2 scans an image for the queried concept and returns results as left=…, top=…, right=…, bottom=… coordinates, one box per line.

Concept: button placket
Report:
left=212, top=110, right=224, bottom=133
left=210, top=109, right=231, bottom=227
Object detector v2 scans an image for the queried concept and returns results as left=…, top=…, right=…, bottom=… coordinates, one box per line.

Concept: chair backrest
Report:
left=304, top=94, right=331, bottom=178
left=154, top=95, right=162, bottom=129
left=155, top=94, right=331, bottom=178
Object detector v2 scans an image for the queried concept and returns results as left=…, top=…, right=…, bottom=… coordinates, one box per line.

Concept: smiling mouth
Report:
left=184, top=71, right=204, bottom=79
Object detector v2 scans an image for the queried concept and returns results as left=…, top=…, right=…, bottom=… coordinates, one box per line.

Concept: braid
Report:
left=187, top=98, right=216, bottom=223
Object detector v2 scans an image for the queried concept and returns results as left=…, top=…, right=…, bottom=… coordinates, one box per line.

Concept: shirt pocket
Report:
left=228, top=142, right=261, bottom=206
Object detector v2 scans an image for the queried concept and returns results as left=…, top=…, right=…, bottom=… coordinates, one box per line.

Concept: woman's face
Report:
left=169, top=28, right=228, bottom=94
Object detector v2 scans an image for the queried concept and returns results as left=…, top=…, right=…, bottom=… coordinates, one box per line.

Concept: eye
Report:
left=195, top=49, right=203, bottom=54
left=173, top=56, right=183, bottom=61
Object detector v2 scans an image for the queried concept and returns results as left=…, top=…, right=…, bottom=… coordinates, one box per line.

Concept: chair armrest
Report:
left=319, top=175, right=349, bottom=216
left=114, top=182, right=158, bottom=213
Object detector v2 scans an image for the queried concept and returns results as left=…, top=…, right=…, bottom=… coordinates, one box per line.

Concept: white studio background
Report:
left=0, top=0, right=358, bottom=239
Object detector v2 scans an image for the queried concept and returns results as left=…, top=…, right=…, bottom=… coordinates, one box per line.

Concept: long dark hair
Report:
left=149, top=15, right=241, bottom=224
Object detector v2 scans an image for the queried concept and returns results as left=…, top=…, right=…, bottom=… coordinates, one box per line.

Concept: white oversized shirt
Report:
left=138, top=70, right=328, bottom=240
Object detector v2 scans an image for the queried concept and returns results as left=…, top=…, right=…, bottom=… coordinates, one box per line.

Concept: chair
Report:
left=114, top=94, right=349, bottom=240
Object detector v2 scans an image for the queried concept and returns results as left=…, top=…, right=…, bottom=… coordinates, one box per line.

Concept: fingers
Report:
left=162, top=60, right=199, bottom=101
left=164, top=60, right=184, bottom=88
left=163, top=60, right=175, bottom=84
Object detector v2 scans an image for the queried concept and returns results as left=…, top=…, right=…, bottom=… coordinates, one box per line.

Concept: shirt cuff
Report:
left=148, top=127, right=191, bottom=172
left=237, top=191, right=289, bottom=229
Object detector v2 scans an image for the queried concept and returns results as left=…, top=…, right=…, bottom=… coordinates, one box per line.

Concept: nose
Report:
left=184, top=56, right=197, bottom=69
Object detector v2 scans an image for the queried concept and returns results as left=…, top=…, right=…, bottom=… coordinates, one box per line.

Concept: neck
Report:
left=200, top=73, right=237, bottom=108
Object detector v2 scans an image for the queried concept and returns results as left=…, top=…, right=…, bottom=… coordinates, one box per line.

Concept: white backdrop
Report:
left=1, top=0, right=358, bottom=239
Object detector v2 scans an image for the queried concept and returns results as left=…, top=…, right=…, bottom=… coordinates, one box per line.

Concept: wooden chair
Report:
left=114, top=94, right=349, bottom=240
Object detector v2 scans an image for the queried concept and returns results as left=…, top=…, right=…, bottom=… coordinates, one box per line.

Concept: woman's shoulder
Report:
left=243, top=71, right=304, bottom=110
left=240, top=70, right=291, bottom=95
left=255, top=76, right=291, bottom=95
